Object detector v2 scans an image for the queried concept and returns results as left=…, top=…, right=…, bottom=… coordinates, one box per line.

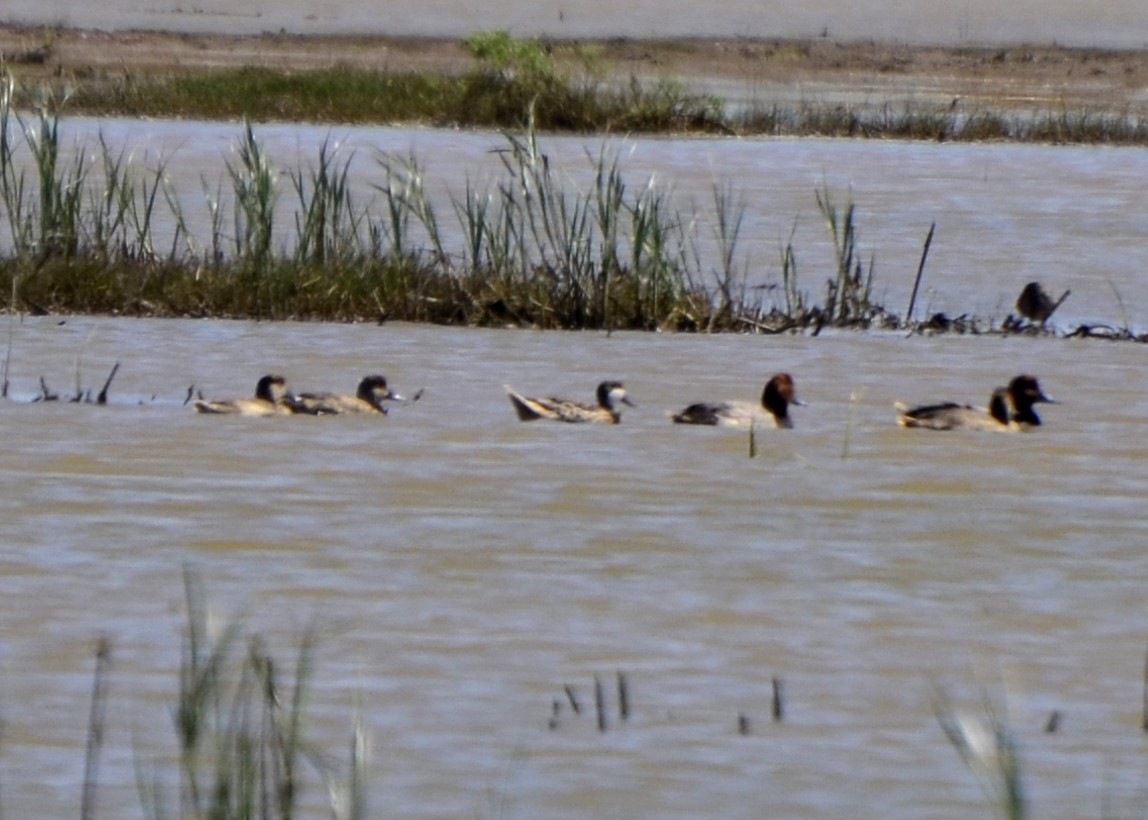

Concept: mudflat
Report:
left=1, top=23, right=1147, bottom=114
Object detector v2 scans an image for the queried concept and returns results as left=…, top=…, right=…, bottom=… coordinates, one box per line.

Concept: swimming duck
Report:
left=194, top=374, right=296, bottom=417
left=669, top=373, right=804, bottom=429
left=896, top=374, right=1055, bottom=430
left=292, top=374, right=403, bottom=415
left=504, top=380, right=634, bottom=424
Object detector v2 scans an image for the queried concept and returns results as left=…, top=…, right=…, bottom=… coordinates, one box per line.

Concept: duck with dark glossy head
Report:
left=504, top=380, right=634, bottom=424
left=293, top=375, right=403, bottom=415
left=669, top=373, right=804, bottom=429
left=896, top=374, right=1055, bottom=431
left=1005, top=374, right=1056, bottom=427
left=194, top=374, right=296, bottom=417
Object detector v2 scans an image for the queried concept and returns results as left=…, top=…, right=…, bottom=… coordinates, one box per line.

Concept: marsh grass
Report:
left=7, top=27, right=1148, bottom=145
left=935, top=687, right=1026, bottom=820
left=167, top=569, right=367, bottom=820
left=45, top=36, right=727, bottom=136
left=0, top=71, right=1085, bottom=335
left=813, top=184, right=897, bottom=331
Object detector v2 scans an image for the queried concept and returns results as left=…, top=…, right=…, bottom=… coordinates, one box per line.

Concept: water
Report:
left=3, top=311, right=1148, bottom=818
left=4, top=123, right=1148, bottom=817
left=6, top=0, right=1148, bottom=47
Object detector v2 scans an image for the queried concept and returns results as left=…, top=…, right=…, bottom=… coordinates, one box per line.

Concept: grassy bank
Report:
left=11, top=31, right=730, bottom=135
left=4, top=30, right=1148, bottom=144
left=0, top=71, right=1141, bottom=339
left=0, top=75, right=908, bottom=333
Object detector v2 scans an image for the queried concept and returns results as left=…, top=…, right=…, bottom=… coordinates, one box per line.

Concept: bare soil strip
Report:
left=2, top=24, right=1147, bottom=115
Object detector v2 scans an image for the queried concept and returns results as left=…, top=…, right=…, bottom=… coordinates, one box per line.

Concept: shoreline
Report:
left=2, top=24, right=1148, bottom=116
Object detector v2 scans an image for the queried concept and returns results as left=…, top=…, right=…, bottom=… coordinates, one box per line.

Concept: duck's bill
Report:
left=387, top=388, right=426, bottom=404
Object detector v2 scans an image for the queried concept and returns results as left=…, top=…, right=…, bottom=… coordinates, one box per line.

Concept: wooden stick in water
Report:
left=96, top=362, right=120, bottom=405
left=904, top=221, right=936, bottom=326
left=595, top=675, right=607, bottom=732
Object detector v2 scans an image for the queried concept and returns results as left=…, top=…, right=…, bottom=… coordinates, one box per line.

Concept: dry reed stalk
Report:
left=904, top=221, right=935, bottom=325
left=81, top=636, right=112, bottom=820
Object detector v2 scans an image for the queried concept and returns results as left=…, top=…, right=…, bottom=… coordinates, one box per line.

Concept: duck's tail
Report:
left=504, top=385, right=545, bottom=422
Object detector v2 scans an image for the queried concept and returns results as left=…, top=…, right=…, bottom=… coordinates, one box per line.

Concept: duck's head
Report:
left=596, top=381, right=635, bottom=412
left=1008, top=374, right=1055, bottom=425
left=255, top=374, right=289, bottom=403
left=357, top=374, right=402, bottom=403
left=762, top=373, right=805, bottom=425
left=1009, top=375, right=1054, bottom=406
left=356, top=374, right=405, bottom=412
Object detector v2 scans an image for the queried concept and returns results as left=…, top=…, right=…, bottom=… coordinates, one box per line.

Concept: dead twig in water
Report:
left=96, top=361, right=119, bottom=405
left=904, top=221, right=935, bottom=326
left=594, top=675, right=607, bottom=732
left=37, top=376, right=58, bottom=401
left=564, top=684, right=581, bottom=715
left=1141, top=640, right=1148, bottom=733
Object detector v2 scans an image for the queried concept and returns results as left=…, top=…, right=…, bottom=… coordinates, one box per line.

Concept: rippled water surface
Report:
left=5, top=121, right=1148, bottom=817
left=4, top=312, right=1148, bottom=818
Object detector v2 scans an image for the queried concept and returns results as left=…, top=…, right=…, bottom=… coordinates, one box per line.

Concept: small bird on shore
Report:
left=1015, top=282, right=1070, bottom=326
left=504, top=380, right=634, bottom=424
left=292, top=374, right=405, bottom=415
left=896, top=374, right=1055, bottom=431
left=194, top=374, right=296, bottom=417
left=669, top=373, right=804, bottom=428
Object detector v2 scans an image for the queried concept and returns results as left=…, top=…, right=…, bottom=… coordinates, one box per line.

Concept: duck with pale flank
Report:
left=504, top=380, right=634, bottom=424
left=896, top=374, right=1055, bottom=431
left=292, top=375, right=405, bottom=415
left=669, top=373, right=804, bottom=429
left=194, top=374, right=296, bottom=417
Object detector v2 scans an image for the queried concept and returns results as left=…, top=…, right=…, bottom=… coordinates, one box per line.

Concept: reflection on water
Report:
left=3, top=315, right=1148, bottom=817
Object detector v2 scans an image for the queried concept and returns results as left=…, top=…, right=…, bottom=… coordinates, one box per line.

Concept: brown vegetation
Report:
left=2, top=23, right=1148, bottom=117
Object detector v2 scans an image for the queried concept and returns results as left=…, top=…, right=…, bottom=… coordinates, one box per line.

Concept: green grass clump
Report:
left=75, top=569, right=368, bottom=820
left=29, top=31, right=725, bottom=134
left=9, top=31, right=1148, bottom=144
left=0, top=75, right=940, bottom=333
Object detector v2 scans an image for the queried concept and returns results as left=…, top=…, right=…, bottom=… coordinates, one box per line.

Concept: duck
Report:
left=504, top=380, right=634, bottom=424
left=292, top=374, right=404, bottom=415
left=896, top=374, right=1055, bottom=431
left=194, top=374, right=296, bottom=417
left=669, top=373, right=804, bottom=429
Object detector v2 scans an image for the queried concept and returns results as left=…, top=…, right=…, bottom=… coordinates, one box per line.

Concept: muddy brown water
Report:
left=4, top=313, right=1148, bottom=818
